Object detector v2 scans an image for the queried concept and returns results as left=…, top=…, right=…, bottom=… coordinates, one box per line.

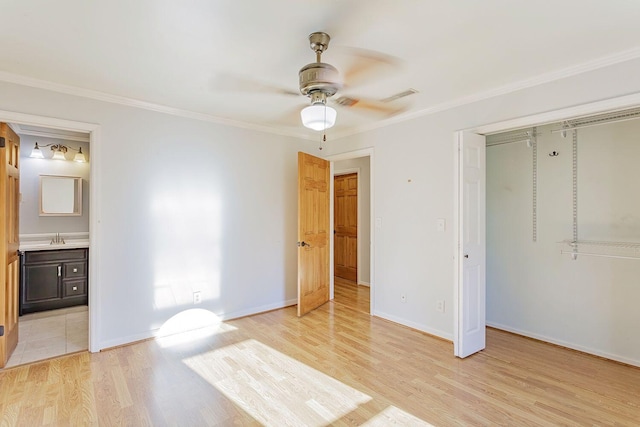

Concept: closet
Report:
left=485, top=107, right=640, bottom=365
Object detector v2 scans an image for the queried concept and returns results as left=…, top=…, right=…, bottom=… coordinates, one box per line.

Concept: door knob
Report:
left=464, top=254, right=469, bottom=258
left=297, top=241, right=311, bottom=248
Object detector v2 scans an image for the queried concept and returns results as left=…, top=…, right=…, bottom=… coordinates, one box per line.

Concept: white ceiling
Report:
left=2, top=0, right=640, bottom=138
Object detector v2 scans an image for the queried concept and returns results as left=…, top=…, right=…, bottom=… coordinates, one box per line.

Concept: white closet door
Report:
left=455, top=131, right=486, bottom=358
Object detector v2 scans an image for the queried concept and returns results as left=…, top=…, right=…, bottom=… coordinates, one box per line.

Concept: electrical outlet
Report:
left=401, top=293, right=407, bottom=303
left=436, top=300, right=445, bottom=313
left=193, top=291, right=202, bottom=304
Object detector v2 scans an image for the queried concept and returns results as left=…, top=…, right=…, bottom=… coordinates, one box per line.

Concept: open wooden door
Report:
left=455, top=130, right=486, bottom=358
left=334, top=173, right=357, bottom=282
left=0, top=123, right=20, bottom=368
left=297, top=152, right=330, bottom=316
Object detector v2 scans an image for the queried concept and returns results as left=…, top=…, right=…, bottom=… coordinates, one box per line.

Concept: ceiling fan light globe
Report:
left=301, top=104, right=337, bottom=131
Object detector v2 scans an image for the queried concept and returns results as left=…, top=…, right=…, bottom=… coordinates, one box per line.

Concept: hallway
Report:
left=333, top=276, right=370, bottom=314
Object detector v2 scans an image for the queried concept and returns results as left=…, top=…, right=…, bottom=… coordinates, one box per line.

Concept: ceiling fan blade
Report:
left=210, top=73, right=299, bottom=96
left=339, top=48, right=402, bottom=88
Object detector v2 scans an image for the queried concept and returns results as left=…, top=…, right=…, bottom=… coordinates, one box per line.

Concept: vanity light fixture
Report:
left=30, top=142, right=87, bottom=162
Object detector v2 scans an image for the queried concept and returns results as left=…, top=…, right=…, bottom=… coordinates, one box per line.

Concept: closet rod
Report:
left=486, top=138, right=530, bottom=147
left=551, top=115, right=640, bottom=134
left=560, top=250, right=640, bottom=261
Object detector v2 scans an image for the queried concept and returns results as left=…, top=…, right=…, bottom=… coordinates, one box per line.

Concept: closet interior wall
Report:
left=486, top=117, right=640, bottom=366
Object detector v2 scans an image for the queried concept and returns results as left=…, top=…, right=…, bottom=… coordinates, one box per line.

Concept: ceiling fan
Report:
left=211, top=32, right=417, bottom=130
left=297, top=31, right=417, bottom=131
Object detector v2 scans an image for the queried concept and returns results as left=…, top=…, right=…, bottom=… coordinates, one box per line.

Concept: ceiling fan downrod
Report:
left=299, top=32, right=341, bottom=98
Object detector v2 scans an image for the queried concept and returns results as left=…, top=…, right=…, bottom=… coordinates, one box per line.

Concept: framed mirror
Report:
left=39, top=175, right=82, bottom=216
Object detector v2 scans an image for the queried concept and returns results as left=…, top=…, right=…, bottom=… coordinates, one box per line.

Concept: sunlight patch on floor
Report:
left=156, top=309, right=235, bottom=348
left=183, top=339, right=372, bottom=426
left=361, top=405, right=434, bottom=426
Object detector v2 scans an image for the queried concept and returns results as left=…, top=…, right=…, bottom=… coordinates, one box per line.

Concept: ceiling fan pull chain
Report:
left=319, top=103, right=327, bottom=150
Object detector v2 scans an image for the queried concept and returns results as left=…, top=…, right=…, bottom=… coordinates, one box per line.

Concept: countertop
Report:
left=19, top=240, right=90, bottom=251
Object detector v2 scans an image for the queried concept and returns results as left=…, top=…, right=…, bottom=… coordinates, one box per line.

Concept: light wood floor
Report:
left=1, top=303, right=639, bottom=426
left=333, top=276, right=370, bottom=314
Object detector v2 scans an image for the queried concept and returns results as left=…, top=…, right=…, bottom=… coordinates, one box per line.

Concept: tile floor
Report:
left=4, top=305, right=88, bottom=368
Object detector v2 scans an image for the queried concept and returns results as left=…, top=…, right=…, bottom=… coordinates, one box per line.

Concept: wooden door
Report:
left=455, top=131, right=486, bottom=358
left=297, top=152, right=330, bottom=316
left=334, top=173, right=357, bottom=282
left=0, top=123, right=20, bottom=368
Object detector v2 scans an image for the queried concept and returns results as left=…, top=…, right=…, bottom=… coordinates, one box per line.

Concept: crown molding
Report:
left=0, top=71, right=311, bottom=140
left=331, top=46, right=640, bottom=140
left=2, top=45, right=640, bottom=141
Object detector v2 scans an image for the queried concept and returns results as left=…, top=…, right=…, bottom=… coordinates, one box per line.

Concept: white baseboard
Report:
left=373, top=310, right=453, bottom=342
left=487, top=321, right=640, bottom=368
left=97, top=298, right=297, bottom=351
left=218, top=299, right=297, bottom=322
left=98, top=330, right=157, bottom=351
left=357, top=281, right=370, bottom=287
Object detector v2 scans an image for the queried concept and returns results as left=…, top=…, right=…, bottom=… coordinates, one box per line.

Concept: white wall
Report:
left=334, top=157, right=371, bottom=284
left=19, top=134, right=90, bottom=235
left=0, top=80, right=318, bottom=349
left=324, top=56, right=640, bottom=357
left=486, top=120, right=640, bottom=365
left=3, top=55, right=640, bottom=361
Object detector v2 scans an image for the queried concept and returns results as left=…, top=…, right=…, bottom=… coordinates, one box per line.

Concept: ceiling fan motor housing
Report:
left=299, top=62, right=340, bottom=97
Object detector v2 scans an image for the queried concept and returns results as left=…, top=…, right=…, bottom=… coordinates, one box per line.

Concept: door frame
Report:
left=0, top=109, right=101, bottom=353
left=332, top=168, right=360, bottom=285
left=453, top=91, right=640, bottom=355
left=325, top=148, right=375, bottom=314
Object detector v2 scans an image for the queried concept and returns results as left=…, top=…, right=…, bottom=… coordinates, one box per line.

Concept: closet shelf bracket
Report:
left=560, top=240, right=640, bottom=260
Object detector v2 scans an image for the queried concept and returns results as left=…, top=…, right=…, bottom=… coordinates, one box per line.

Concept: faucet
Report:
left=50, top=233, right=65, bottom=245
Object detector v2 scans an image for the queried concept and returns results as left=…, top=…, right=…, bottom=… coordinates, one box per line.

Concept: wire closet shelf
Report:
left=560, top=240, right=640, bottom=260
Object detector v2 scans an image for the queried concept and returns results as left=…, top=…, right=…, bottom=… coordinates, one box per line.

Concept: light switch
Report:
left=437, top=218, right=446, bottom=232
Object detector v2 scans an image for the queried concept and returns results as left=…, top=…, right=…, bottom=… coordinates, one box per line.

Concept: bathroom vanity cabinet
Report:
left=20, top=248, right=88, bottom=315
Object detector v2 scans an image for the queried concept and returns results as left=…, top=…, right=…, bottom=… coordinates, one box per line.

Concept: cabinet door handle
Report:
left=58, top=266, right=62, bottom=277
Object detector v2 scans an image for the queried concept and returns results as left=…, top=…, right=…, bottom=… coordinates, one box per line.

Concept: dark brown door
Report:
left=334, top=173, right=357, bottom=282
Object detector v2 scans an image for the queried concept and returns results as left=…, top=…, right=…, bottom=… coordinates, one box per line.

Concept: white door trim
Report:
left=0, top=109, right=101, bottom=353
left=453, top=91, right=640, bottom=356
left=325, top=148, right=374, bottom=314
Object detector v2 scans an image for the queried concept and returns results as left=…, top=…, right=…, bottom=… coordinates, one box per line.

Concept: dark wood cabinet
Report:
left=20, top=248, right=88, bottom=315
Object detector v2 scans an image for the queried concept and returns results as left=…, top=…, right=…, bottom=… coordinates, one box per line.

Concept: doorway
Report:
left=0, top=109, right=100, bottom=368
left=3, top=124, right=91, bottom=368
left=329, top=149, right=374, bottom=315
